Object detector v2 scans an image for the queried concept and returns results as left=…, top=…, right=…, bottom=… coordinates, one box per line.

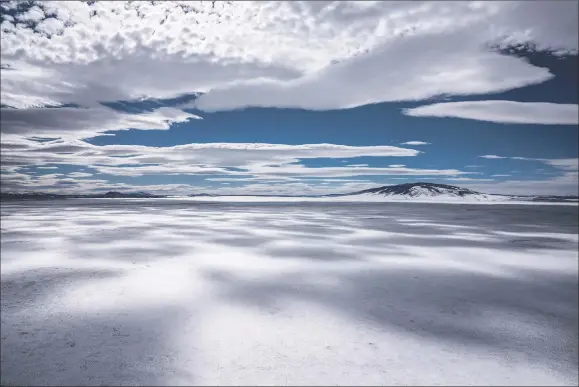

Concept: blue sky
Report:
left=1, top=1, right=578, bottom=195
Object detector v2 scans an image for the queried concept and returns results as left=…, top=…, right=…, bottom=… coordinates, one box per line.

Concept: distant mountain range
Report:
left=1, top=183, right=578, bottom=202
left=0, top=191, right=167, bottom=200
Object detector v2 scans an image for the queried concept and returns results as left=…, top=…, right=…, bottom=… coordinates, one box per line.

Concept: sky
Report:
left=1, top=0, right=578, bottom=196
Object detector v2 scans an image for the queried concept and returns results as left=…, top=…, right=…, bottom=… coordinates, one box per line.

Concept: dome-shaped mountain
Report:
left=351, top=182, right=488, bottom=199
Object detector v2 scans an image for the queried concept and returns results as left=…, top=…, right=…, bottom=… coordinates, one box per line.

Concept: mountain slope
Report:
left=335, top=182, right=508, bottom=201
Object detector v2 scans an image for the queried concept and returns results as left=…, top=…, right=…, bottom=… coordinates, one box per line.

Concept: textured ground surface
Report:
left=1, top=200, right=578, bottom=386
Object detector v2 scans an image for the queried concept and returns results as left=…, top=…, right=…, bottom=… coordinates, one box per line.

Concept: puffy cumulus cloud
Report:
left=401, top=141, right=430, bottom=146
left=35, top=17, right=65, bottom=36
left=1, top=1, right=577, bottom=110
left=15, top=5, right=45, bottom=22
left=404, top=101, right=579, bottom=125
left=0, top=106, right=200, bottom=139
left=0, top=0, right=384, bottom=108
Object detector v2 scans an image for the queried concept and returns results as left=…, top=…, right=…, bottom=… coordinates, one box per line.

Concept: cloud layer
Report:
left=1, top=1, right=577, bottom=195
left=404, top=101, right=579, bottom=125
left=1, top=140, right=472, bottom=193
left=2, top=1, right=577, bottom=111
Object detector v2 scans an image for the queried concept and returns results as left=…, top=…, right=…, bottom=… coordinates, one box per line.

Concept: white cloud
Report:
left=462, top=173, right=579, bottom=196
left=478, top=156, right=578, bottom=172
left=192, top=32, right=552, bottom=111
left=0, top=106, right=200, bottom=139
left=445, top=177, right=495, bottom=182
left=541, top=158, right=578, bottom=171
left=479, top=155, right=507, bottom=159
left=1, top=171, right=200, bottom=195
left=401, top=141, right=430, bottom=146
left=1, top=1, right=576, bottom=110
left=464, top=158, right=579, bottom=195
left=16, top=5, right=45, bottom=22
left=491, top=174, right=511, bottom=177
left=1, top=1, right=576, bottom=195
left=35, top=17, right=65, bottom=36
left=186, top=180, right=384, bottom=196
left=246, top=165, right=469, bottom=179
left=66, top=172, right=93, bottom=178
left=1, top=140, right=474, bottom=192
left=1, top=142, right=420, bottom=170
left=404, top=101, right=579, bottom=125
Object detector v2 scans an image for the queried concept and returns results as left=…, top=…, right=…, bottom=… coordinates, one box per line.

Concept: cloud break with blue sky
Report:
left=1, top=0, right=578, bottom=196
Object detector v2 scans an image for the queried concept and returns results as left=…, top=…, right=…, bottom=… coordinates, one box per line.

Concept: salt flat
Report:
left=1, top=200, right=577, bottom=386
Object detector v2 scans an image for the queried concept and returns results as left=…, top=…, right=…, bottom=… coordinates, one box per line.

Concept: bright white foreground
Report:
left=176, top=195, right=578, bottom=205
left=1, top=200, right=578, bottom=386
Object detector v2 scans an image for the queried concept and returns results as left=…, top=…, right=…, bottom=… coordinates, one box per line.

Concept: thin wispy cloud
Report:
left=479, top=155, right=507, bottom=159
left=404, top=101, right=579, bottom=125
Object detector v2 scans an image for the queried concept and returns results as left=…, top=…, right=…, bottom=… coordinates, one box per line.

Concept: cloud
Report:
left=1, top=140, right=474, bottom=192
left=66, top=172, right=93, bottom=178
left=0, top=106, right=200, bottom=140
left=192, top=30, right=553, bottom=111
left=541, top=158, right=578, bottom=171
left=1, top=1, right=577, bottom=110
left=1, top=142, right=421, bottom=171
left=400, top=141, right=430, bottom=146
left=1, top=1, right=576, bottom=195
left=478, top=156, right=578, bottom=172
left=479, top=155, right=507, bottom=159
left=0, top=170, right=200, bottom=195
left=464, top=157, right=579, bottom=195
left=461, top=173, right=579, bottom=196
left=404, top=101, right=579, bottom=125
left=445, top=177, right=495, bottom=182
left=16, top=5, right=45, bottom=22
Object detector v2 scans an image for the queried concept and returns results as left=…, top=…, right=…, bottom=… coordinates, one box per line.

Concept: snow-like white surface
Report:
left=1, top=201, right=578, bottom=386
left=170, top=194, right=577, bottom=205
